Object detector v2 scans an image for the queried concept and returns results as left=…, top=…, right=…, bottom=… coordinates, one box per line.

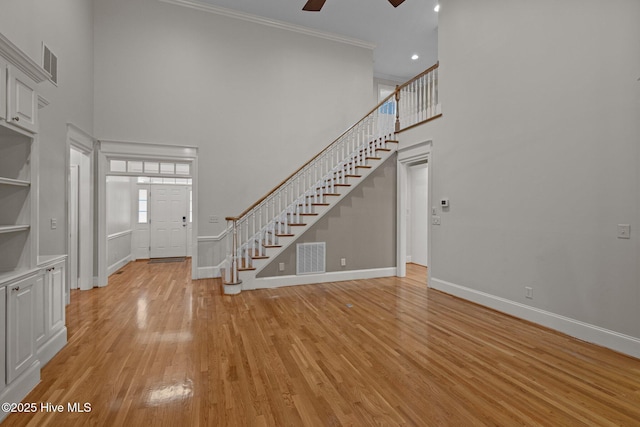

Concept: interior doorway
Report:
left=407, top=162, right=428, bottom=267
left=396, top=140, right=432, bottom=285
left=97, top=140, right=199, bottom=286
left=67, top=125, right=94, bottom=299
left=69, top=164, right=79, bottom=290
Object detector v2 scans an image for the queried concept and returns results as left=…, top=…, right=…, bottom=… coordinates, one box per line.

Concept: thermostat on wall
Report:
left=440, top=198, right=450, bottom=208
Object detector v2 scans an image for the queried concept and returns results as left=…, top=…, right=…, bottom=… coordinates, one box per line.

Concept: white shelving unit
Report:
left=0, top=31, right=67, bottom=419
left=0, top=123, right=35, bottom=275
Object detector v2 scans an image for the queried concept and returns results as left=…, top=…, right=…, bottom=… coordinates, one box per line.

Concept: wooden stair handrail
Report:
left=226, top=93, right=397, bottom=221
left=396, top=61, right=439, bottom=92
left=226, top=62, right=440, bottom=222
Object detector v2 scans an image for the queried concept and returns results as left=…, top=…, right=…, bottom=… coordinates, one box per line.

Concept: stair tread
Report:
left=263, top=244, right=282, bottom=248
left=376, top=148, right=391, bottom=152
left=251, top=255, right=269, bottom=259
left=238, top=267, right=256, bottom=271
left=320, top=183, right=351, bottom=188
left=366, top=157, right=382, bottom=160
left=275, top=233, right=294, bottom=237
left=355, top=165, right=372, bottom=169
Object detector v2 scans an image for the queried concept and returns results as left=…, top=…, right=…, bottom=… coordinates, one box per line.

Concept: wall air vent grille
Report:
left=296, top=242, right=326, bottom=275
left=42, top=44, right=58, bottom=85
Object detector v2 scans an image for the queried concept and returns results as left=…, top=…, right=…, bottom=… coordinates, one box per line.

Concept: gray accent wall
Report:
left=257, top=154, right=397, bottom=278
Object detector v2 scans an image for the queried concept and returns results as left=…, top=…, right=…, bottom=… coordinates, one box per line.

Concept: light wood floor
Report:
left=4, top=261, right=640, bottom=426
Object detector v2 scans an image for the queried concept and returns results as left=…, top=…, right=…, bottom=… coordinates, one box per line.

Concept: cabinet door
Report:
left=6, top=65, right=37, bottom=133
left=0, top=286, right=5, bottom=393
left=0, top=59, right=6, bottom=121
left=7, top=276, right=36, bottom=383
left=34, top=274, right=46, bottom=348
left=48, top=264, right=65, bottom=334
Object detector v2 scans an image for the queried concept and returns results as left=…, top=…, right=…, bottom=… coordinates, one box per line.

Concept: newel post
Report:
left=224, top=217, right=242, bottom=294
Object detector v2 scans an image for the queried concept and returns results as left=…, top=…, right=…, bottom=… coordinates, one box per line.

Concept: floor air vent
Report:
left=296, top=242, right=326, bottom=275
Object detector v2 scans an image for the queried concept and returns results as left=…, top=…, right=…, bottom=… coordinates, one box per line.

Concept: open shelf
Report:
left=0, top=177, right=30, bottom=187
left=0, top=225, right=30, bottom=234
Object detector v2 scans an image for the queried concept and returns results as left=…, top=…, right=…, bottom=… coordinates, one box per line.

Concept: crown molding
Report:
left=0, top=32, right=50, bottom=83
left=159, top=0, right=376, bottom=50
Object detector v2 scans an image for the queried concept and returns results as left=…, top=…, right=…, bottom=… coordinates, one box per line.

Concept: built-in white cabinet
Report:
left=43, top=261, right=66, bottom=354
left=6, top=65, right=38, bottom=134
left=34, top=274, right=46, bottom=348
left=0, top=285, right=5, bottom=394
left=0, top=32, right=66, bottom=420
left=6, top=274, right=37, bottom=384
left=0, top=122, right=35, bottom=275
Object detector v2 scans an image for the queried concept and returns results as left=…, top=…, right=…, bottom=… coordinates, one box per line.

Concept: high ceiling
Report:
left=190, top=0, right=439, bottom=81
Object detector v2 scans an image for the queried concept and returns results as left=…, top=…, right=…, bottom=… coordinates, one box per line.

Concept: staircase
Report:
left=222, top=63, right=441, bottom=294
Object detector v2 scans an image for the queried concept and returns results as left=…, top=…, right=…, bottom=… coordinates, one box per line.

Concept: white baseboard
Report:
left=108, top=255, right=132, bottom=276
left=37, top=327, right=67, bottom=367
left=431, top=277, right=640, bottom=359
left=196, top=266, right=221, bottom=279
left=246, top=267, right=397, bottom=290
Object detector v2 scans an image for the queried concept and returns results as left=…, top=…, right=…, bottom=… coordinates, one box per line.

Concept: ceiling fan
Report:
left=303, top=0, right=405, bottom=12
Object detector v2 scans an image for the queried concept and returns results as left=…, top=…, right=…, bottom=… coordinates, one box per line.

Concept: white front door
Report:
left=149, top=185, right=188, bottom=258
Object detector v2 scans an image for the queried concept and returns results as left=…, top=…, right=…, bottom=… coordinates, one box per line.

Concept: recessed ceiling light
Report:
left=434, top=4, right=440, bottom=12
left=411, top=54, right=419, bottom=61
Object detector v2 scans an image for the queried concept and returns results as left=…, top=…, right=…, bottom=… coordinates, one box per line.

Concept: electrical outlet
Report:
left=340, top=258, right=346, bottom=267
left=278, top=262, right=285, bottom=272
left=525, top=287, right=533, bottom=299
left=209, top=215, right=220, bottom=224
left=432, top=216, right=441, bottom=225
left=50, top=218, right=57, bottom=230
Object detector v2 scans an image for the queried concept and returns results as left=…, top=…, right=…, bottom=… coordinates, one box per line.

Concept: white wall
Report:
left=93, top=0, right=375, bottom=258
left=400, top=0, right=640, bottom=354
left=106, top=177, right=133, bottom=236
left=106, top=176, right=133, bottom=273
left=0, top=0, right=94, bottom=256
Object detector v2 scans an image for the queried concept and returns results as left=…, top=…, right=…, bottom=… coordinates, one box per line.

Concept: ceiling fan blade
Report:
left=303, top=0, right=327, bottom=11
left=388, top=0, right=405, bottom=7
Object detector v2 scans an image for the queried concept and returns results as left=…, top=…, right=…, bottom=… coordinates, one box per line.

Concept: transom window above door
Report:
left=109, top=159, right=191, bottom=177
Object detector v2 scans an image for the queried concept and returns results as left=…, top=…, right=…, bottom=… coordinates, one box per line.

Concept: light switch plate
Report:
left=617, top=224, right=630, bottom=239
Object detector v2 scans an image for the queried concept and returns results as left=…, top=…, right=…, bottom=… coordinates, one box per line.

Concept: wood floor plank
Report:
left=3, top=261, right=640, bottom=426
